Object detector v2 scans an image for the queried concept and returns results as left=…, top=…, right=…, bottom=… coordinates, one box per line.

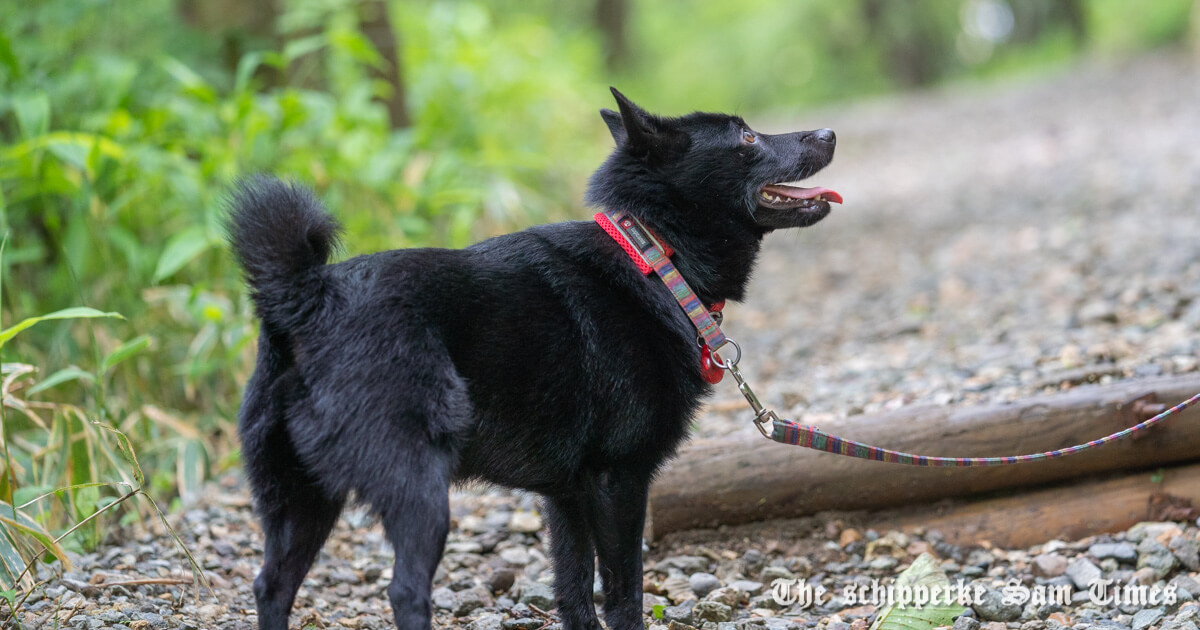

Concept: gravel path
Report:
left=705, top=51, right=1200, bottom=438
left=11, top=52, right=1200, bottom=629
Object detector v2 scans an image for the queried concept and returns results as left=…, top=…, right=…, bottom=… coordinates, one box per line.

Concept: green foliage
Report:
left=869, top=554, right=968, bottom=630
left=0, top=0, right=608, bottom=545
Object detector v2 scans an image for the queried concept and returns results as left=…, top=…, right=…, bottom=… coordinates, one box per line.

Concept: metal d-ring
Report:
left=710, top=338, right=742, bottom=369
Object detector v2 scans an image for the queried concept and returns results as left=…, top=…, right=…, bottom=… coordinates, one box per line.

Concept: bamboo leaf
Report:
left=0, top=307, right=124, bottom=348
left=28, top=367, right=95, bottom=395
left=101, top=335, right=151, bottom=375
left=0, top=32, right=20, bottom=79
left=152, top=226, right=213, bottom=282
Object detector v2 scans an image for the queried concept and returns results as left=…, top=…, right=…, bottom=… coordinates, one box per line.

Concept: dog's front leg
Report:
left=590, top=469, right=651, bottom=630
left=545, top=495, right=604, bottom=630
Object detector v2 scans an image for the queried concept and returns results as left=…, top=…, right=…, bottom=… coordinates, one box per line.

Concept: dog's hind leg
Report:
left=240, top=351, right=347, bottom=630
left=369, top=449, right=455, bottom=630
left=544, top=493, right=603, bottom=630
left=252, top=481, right=344, bottom=630
left=323, top=345, right=469, bottom=629
left=588, top=468, right=653, bottom=630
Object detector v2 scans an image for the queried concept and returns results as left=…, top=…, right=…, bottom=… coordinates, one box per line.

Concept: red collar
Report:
left=594, top=211, right=673, bottom=275
left=594, top=211, right=727, bottom=383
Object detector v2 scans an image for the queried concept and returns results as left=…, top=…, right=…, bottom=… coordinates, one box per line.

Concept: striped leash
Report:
left=598, top=208, right=1200, bottom=466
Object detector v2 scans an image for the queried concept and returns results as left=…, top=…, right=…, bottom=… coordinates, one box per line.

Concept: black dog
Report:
left=226, top=88, right=837, bottom=630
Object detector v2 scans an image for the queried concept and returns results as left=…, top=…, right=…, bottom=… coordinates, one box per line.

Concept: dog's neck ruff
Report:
left=595, top=210, right=727, bottom=351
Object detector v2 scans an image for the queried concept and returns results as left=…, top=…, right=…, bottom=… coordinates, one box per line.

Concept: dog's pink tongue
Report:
left=763, top=184, right=843, bottom=204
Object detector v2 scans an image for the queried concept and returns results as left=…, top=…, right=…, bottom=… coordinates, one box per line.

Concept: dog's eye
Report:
left=742, top=130, right=757, bottom=144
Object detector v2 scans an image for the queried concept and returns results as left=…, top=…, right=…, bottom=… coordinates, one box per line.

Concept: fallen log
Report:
left=647, top=373, right=1200, bottom=539
left=868, top=459, right=1200, bottom=548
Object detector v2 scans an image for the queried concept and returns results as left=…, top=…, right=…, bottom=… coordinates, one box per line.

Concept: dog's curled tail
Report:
left=225, top=175, right=342, bottom=329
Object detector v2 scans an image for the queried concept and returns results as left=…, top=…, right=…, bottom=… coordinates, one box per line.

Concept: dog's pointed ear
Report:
left=609, top=87, right=654, bottom=152
left=600, top=108, right=627, bottom=145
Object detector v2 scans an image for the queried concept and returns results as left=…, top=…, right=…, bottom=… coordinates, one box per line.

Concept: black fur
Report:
left=227, top=89, right=836, bottom=630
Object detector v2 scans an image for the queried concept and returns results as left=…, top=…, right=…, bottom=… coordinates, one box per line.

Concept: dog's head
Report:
left=589, top=87, right=840, bottom=234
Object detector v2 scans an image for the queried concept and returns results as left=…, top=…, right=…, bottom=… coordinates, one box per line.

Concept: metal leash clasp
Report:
left=711, top=338, right=776, bottom=439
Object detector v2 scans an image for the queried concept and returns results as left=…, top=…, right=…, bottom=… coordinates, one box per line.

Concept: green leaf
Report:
left=160, top=56, right=217, bottom=102
left=329, top=29, right=386, bottom=71
left=0, top=500, right=70, bottom=584
left=0, top=32, right=20, bottom=79
left=2, top=131, right=125, bottom=164
left=869, top=553, right=968, bottom=630
left=11, top=91, right=49, bottom=140
left=283, top=34, right=327, bottom=64
left=652, top=603, right=665, bottom=620
left=28, top=367, right=95, bottom=395
left=176, top=439, right=206, bottom=502
left=0, top=530, right=27, bottom=590
left=234, top=51, right=264, bottom=94
left=101, top=335, right=150, bottom=374
left=153, top=226, right=213, bottom=282
left=73, top=486, right=100, bottom=521
left=0, top=307, right=123, bottom=349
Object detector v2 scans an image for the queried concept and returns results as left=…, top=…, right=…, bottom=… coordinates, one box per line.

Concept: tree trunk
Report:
left=867, top=460, right=1200, bottom=548
left=647, top=373, right=1200, bottom=539
left=595, top=0, right=630, bottom=71
left=358, top=1, right=410, bottom=128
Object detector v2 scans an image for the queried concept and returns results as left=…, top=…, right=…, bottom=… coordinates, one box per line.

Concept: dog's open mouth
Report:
left=758, top=183, right=843, bottom=211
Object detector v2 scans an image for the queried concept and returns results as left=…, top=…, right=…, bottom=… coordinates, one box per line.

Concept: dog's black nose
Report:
left=813, top=128, right=836, bottom=145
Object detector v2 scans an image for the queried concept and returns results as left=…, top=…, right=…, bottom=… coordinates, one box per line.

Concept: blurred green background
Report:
left=0, top=0, right=1196, bottom=580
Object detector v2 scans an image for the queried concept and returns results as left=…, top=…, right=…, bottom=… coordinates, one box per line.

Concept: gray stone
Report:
left=974, top=588, right=1022, bottom=622
left=1034, top=553, right=1069, bottom=577
left=97, top=610, right=127, bottom=623
left=761, top=565, right=796, bottom=582
left=451, top=586, right=494, bottom=617
left=961, top=566, right=985, bottom=578
left=689, top=573, right=722, bottom=599
left=446, top=541, right=484, bottom=554
left=1066, top=558, right=1104, bottom=590
left=60, top=578, right=100, bottom=598
left=1170, top=536, right=1200, bottom=571
left=500, top=547, right=531, bottom=566
left=508, top=511, right=543, bottom=533
left=135, top=612, right=169, bottom=629
left=518, top=581, right=555, bottom=609
left=1137, top=539, right=1179, bottom=579
left=954, top=615, right=982, bottom=630
left=502, top=618, right=544, bottom=630
left=489, top=568, right=516, bottom=594
left=467, top=613, right=505, bottom=630
left=661, top=556, right=710, bottom=574
left=1080, top=300, right=1119, bottom=325
left=1091, top=543, right=1139, bottom=564
left=433, top=586, right=457, bottom=611
left=727, top=580, right=764, bottom=595
left=1128, top=523, right=1181, bottom=543
left=663, top=600, right=695, bottom=624
left=741, top=550, right=765, bottom=575
left=1163, top=621, right=1199, bottom=630
left=869, top=556, right=900, bottom=571
left=749, top=593, right=785, bottom=611
left=1132, top=609, right=1166, bottom=630
left=693, top=601, right=733, bottom=623
left=1169, top=575, right=1200, bottom=600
